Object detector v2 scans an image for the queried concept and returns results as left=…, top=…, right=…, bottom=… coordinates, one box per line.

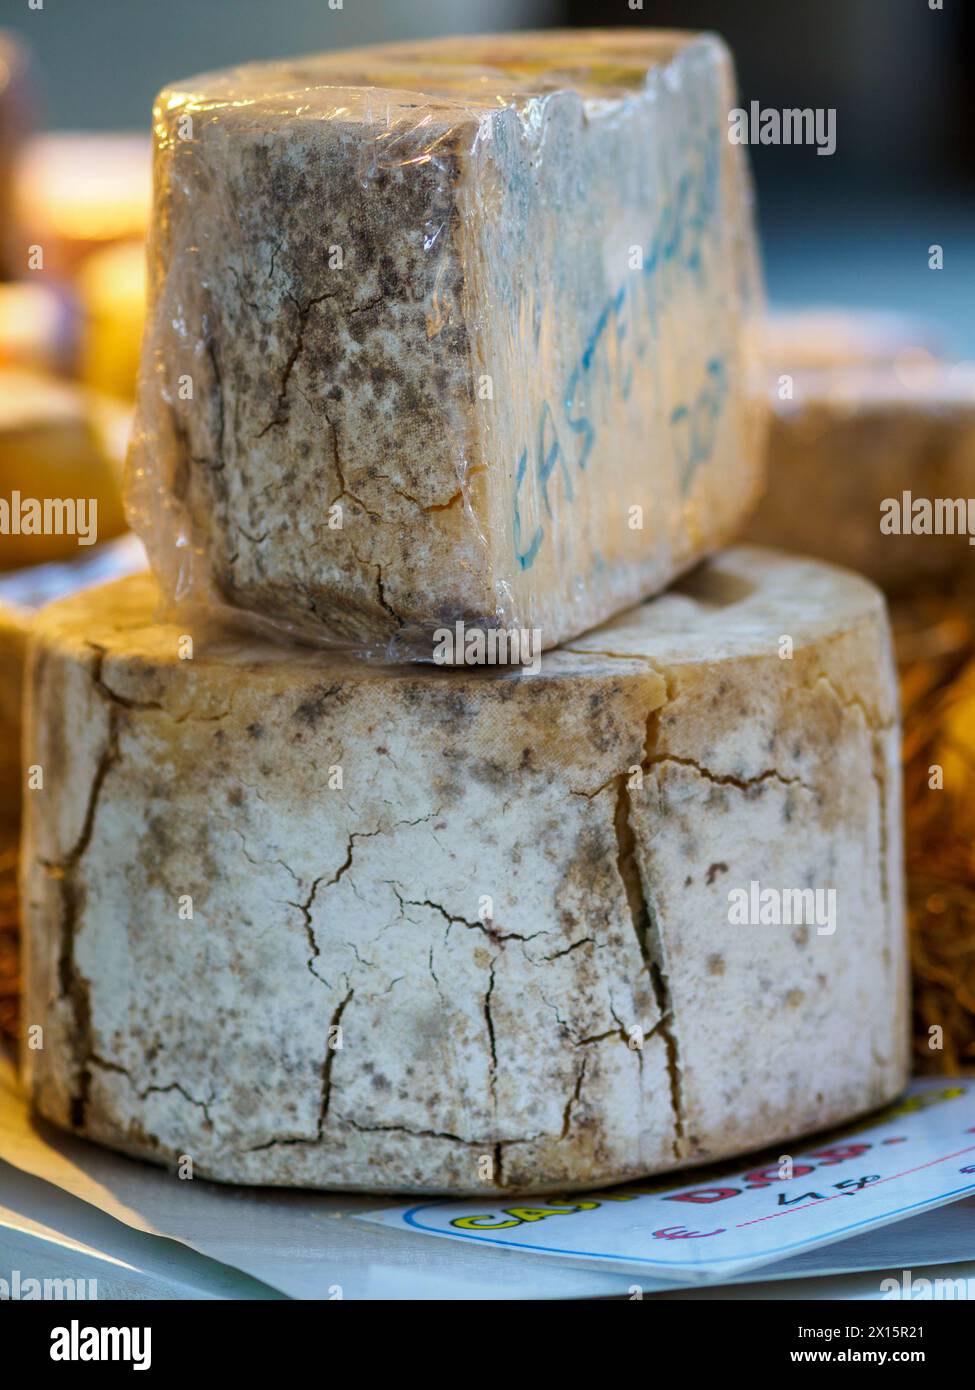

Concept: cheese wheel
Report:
left=22, top=547, right=908, bottom=1194
left=0, top=369, right=129, bottom=570
left=0, top=534, right=147, bottom=838
left=749, top=322, right=975, bottom=593
left=130, top=29, right=766, bottom=654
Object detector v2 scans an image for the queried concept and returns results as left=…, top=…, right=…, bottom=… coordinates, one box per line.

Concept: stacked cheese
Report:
left=20, top=32, right=910, bottom=1194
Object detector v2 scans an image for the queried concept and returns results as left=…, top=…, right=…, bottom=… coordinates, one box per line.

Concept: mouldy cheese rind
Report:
left=0, top=534, right=147, bottom=838
left=128, top=28, right=767, bottom=657
left=22, top=546, right=908, bottom=1194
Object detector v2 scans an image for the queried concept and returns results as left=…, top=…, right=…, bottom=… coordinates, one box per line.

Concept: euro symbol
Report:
left=652, top=1225, right=725, bottom=1240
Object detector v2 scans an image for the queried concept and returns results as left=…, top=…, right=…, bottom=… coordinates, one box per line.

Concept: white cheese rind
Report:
left=129, top=29, right=766, bottom=654
left=22, top=547, right=908, bottom=1194
left=0, top=535, right=147, bottom=835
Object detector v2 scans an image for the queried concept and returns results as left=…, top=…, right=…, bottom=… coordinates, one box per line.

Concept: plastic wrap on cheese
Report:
left=127, top=29, right=767, bottom=661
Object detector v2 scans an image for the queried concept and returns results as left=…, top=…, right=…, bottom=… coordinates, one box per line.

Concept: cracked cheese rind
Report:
left=22, top=546, right=908, bottom=1194
left=0, top=534, right=147, bottom=839
left=129, top=28, right=766, bottom=655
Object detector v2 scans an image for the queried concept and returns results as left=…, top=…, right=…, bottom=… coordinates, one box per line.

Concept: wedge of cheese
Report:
left=130, top=29, right=766, bottom=654
left=22, top=547, right=907, bottom=1194
left=750, top=313, right=975, bottom=593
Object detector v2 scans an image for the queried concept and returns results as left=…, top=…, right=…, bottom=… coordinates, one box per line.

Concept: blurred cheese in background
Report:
left=0, top=31, right=35, bottom=279
left=0, top=279, right=78, bottom=375
left=748, top=308, right=975, bottom=595
left=77, top=238, right=146, bottom=399
left=0, top=368, right=129, bottom=570
left=754, top=307, right=975, bottom=1074
left=902, top=639, right=975, bottom=1074
left=12, top=131, right=150, bottom=277
left=763, top=306, right=947, bottom=373
left=928, top=659, right=975, bottom=850
left=0, top=35, right=147, bottom=402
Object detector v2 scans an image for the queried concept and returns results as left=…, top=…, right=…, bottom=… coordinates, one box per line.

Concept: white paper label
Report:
left=359, top=1081, right=975, bottom=1281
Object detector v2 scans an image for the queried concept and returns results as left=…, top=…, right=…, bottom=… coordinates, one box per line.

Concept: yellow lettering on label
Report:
left=450, top=1215, right=521, bottom=1230
left=503, top=1206, right=579, bottom=1222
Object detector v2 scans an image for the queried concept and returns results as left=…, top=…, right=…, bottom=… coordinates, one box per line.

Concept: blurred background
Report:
left=3, top=0, right=974, bottom=347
